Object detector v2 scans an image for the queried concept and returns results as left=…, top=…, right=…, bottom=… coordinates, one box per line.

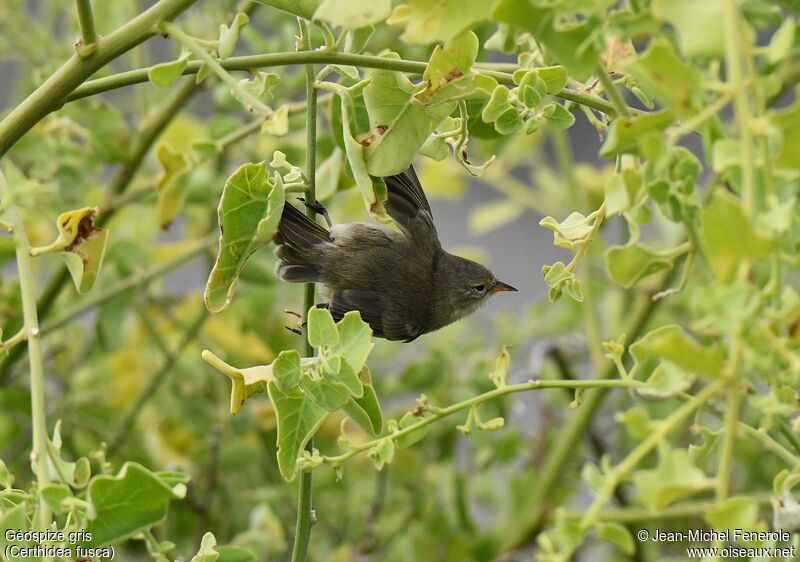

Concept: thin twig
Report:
left=107, top=306, right=209, bottom=455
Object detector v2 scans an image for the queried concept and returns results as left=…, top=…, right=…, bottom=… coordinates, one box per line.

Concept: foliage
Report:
left=0, top=0, right=799, bottom=561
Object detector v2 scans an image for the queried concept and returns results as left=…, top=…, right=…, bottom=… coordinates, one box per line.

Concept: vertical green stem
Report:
left=291, top=17, right=318, bottom=562
left=0, top=173, right=51, bottom=537
left=723, top=0, right=756, bottom=216
left=75, top=0, right=98, bottom=49
left=552, top=129, right=604, bottom=368
left=596, top=65, right=630, bottom=119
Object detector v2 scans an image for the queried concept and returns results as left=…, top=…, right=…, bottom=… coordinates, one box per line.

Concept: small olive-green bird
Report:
left=274, top=165, right=517, bottom=342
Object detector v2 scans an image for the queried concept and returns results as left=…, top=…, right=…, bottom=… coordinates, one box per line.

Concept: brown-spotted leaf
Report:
left=29, top=207, right=108, bottom=294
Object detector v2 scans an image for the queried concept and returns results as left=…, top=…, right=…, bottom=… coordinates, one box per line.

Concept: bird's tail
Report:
left=274, top=202, right=331, bottom=283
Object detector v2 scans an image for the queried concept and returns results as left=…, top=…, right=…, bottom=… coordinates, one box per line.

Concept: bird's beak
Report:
left=491, top=280, right=518, bottom=293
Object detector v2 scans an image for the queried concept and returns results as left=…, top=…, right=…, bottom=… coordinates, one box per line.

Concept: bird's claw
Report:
left=299, top=197, right=333, bottom=228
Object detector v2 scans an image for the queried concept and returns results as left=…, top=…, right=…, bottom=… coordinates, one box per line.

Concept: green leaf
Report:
left=234, top=71, right=279, bottom=105
left=493, top=107, right=523, bottom=135
left=605, top=243, right=674, bottom=288
left=315, top=147, right=344, bottom=200
left=595, top=522, right=634, bottom=555
left=542, top=103, right=575, bottom=131
left=217, top=546, right=258, bottom=562
left=400, top=0, right=492, bottom=45
left=481, top=85, right=513, bottom=123
left=268, top=381, right=329, bottom=481
left=0, top=505, right=28, bottom=552
left=148, top=51, right=189, bottom=87
left=632, top=447, right=714, bottom=511
left=191, top=532, right=220, bottom=562
left=41, top=483, right=71, bottom=515
left=652, top=0, right=725, bottom=58
left=0, top=458, right=11, bottom=489
left=307, top=306, right=339, bottom=348
left=468, top=199, right=524, bottom=234
left=699, top=190, right=777, bottom=282
left=314, top=0, right=391, bottom=29
left=367, top=438, right=395, bottom=470
left=766, top=18, right=795, bottom=65
left=154, top=142, right=190, bottom=229
left=362, top=64, right=456, bottom=176
left=42, top=421, right=91, bottom=489
left=395, top=411, right=430, bottom=448
left=635, top=361, right=693, bottom=400
left=272, top=350, right=302, bottom=390
left=416, top=30, right=479, bottom=105
left=337, top=82, right=390, bottom=220
left=204, top=163, right=284, bottom=313
left=262, top=105, right=289, bottom=136
left=201, top=350, right=272, bottom=415
left=493, top=0, right=601, bottom=80
left=489, top=344, right=511, bottom=388
left=332, top=310, right=373, bottom=374
left=539, top=212, right=593, bottom=248
left=771, top=94, right=800, bottom=171
left=83, top=462, right=186, bottom=547
left=616, top=407, right=654, bottom=440
left=630, top=325, right=724, bottom=378
left=218, top=12, right=249, bottom=59
left=300, top=373, right=351, bottom=411
left=342, top=366, right=383, bottom=435
left=704, top=496, right=759, bottom=531
left=600, top=111, right=673, bottom=157
left=254, top=0, right=322, bottom=19
left=625, top=40, right=702, bottom=118
left=604, top=166, right=643, bottom=215
left=538, top=66, right=568, bottom=94
left=330, top=359, right=363, bottom=398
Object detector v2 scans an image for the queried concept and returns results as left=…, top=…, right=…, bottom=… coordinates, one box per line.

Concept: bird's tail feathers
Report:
left=274, top=202, right=330, bottom=283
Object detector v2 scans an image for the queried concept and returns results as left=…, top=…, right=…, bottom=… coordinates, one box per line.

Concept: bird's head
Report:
left=444, top=255, right=517, bottom=322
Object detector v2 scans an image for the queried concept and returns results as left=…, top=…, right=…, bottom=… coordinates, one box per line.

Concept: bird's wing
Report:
left=383, top=165, right=438, bottom=242
left=328, top=289, right=424, bottom=342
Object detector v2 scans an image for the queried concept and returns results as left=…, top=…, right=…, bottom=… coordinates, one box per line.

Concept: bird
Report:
left=273, top=165, right=517, bottom=342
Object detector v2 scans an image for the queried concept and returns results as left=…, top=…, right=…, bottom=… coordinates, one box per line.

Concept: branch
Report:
left=41, top=235, right=214, bottom=335
left=0, top=0, right=200, bottom=157
left=321, top=379, right=645, bottom=467
left=74, top=0, right=98, bottom=53
left=499, top=265, right=680, bottom=553
left=291, top=18, right=318, bottom=562
left=0, top=171, right=52, bottom=534
left=67, top=53, right=621, bottom=117
left=107, top=306, right=208, bottom=454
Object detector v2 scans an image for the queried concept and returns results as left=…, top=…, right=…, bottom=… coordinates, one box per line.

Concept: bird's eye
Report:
left=473, top=284, right=485, bottom=293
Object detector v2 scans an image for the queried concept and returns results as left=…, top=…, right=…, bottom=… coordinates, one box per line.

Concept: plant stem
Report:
left=500, top=266, right=679, bottom=553
left=161, top=22, right=272, bottom=117
left=716, top=332, right=743, bottom=501
left=0, top=81, right=203, bottom=385
left=291, top=18, right=318, bottom=562
left=778, top=418, right=800, bottom=456
left=67, top=53, right=622, bottom=117
left=739, top=422, right=800, bottom=468
left=566, top=493, right=773, bottom=524
left=0, top=0, right=200, bottom=157
left=0, top=172, right=51, bottom=537
left=723, top=0, right=756, bottom=216
left=322, top=378, right=645, bottom=466
left=75, top=0, right=98, bottom=50
left=42, top=235, right=214, bottom=335
left=596, top=65, right=631, bottom=118
left=579, top=380, right=725, bottom=531
left=107, top=306, right=208, bottom=454
left=110, top=78, right=201, bottom=195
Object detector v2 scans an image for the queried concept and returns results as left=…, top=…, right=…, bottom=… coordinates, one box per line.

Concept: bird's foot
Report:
left=284, top=326, right=303, bottom=336
left=299, top=197, right=333, bottom=228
